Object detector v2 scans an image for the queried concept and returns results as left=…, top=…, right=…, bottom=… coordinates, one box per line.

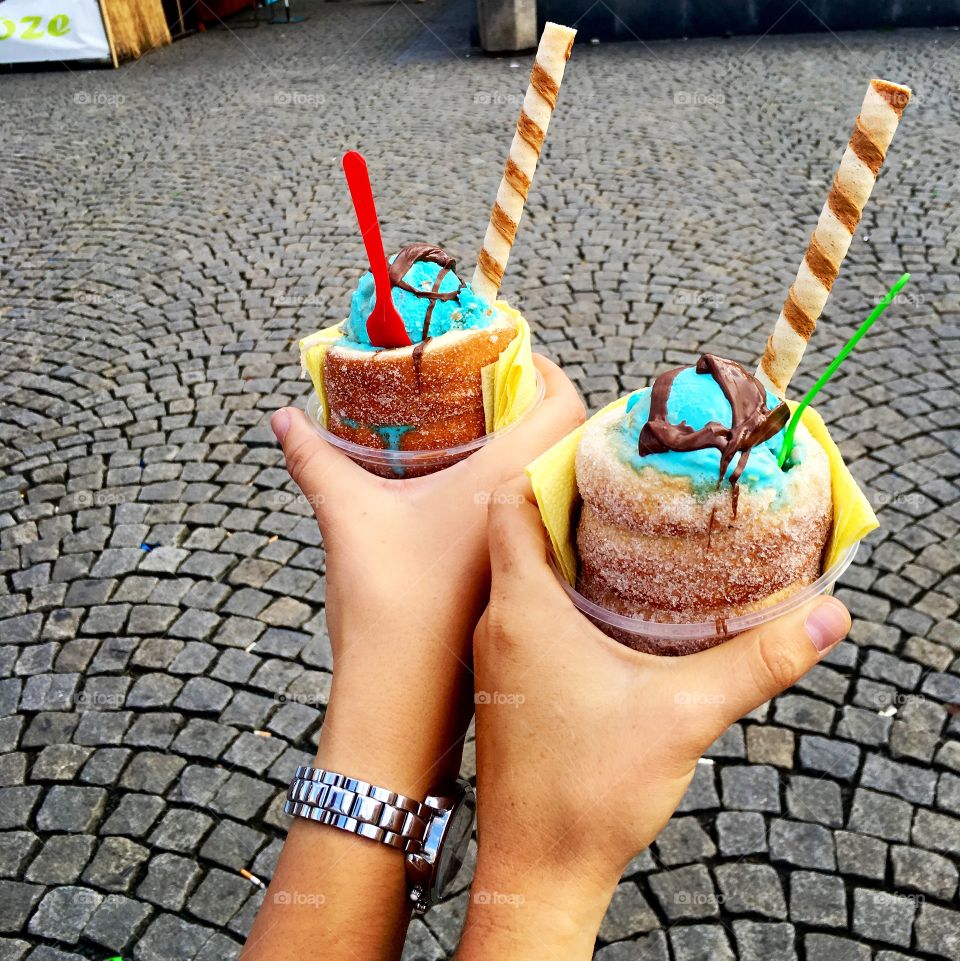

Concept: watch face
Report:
left=434, top=791, right=476, bottom=898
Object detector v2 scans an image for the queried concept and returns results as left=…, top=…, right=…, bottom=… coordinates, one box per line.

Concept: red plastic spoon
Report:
left=341, top=150, right=411, bottom=348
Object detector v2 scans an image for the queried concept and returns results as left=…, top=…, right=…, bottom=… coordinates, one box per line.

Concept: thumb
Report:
left=271, top=406, right=368, bottom=521
left=681, top=596, right=851, bottom=726
left=487, top=474, right=568, bottom=601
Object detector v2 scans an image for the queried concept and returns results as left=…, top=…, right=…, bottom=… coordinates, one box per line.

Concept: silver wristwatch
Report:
left=284, top=765, right=476, bottom=913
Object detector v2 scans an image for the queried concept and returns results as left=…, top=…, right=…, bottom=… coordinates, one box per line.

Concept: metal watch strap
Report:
left=284, top=765, right=434, bottom=853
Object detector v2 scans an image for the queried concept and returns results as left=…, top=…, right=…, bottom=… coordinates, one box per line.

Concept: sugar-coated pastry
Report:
left=323, top=243, right=516, bottom=469
left=575, top=355, right=832, bottom=653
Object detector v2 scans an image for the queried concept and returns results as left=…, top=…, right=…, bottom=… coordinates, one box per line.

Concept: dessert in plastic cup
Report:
left=317, top=242, right=531, bottom=478
left=305, top=370, right=545, bottom=479
left=571, top=355, right=836, bottom=655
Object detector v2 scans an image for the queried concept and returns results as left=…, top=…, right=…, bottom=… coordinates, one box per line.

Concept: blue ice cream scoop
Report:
left=341, top=243, right=494, bottom=350
left=619, top=358, right=798, bottom=496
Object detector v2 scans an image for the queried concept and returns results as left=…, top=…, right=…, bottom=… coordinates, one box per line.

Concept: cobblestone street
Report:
left=1, top=3, right=958, bottom=959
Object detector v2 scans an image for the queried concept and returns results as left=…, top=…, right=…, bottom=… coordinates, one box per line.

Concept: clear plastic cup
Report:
left=303, top=372, right=545, bottom=479
left=551, top=542, right=860, bottom=656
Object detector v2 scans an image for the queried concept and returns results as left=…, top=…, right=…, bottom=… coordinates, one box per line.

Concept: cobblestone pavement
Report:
left=1, top=4, right=959, bottom=959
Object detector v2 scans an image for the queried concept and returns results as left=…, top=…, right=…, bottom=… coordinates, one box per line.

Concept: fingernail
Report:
left=271, top=409, right=291, bottom=444
left=806, top=599, right=850, bottom=654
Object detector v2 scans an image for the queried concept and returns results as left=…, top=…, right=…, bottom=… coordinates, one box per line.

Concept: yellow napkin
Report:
left=298, top=301, right=537, bottom=433
left=526, top=396, right=879, bottom=586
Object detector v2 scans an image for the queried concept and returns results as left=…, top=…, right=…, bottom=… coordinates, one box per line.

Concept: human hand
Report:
left=458, top=475, right=851, bottom=959
left=270, top=356, right=584, bottom=795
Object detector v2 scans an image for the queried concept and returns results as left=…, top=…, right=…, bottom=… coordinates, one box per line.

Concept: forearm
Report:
left=241, top=662, right=469, bottom=961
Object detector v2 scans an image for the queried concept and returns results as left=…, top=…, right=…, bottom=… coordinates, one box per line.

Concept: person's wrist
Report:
left=313, top=655, right=469, bottom=799
left=457, top=853, right=617, bottom=960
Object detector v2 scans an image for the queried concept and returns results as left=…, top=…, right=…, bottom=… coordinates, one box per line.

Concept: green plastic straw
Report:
left=777, top=272, right=911, bottom=468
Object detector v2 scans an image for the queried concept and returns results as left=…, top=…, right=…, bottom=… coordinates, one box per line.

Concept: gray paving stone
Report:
left=83, top=893, right=153, bottom=950
left=100, top=793, right=165, bottom=838
left=720, top=765, right=781, bottom=813
left=0, top=831, right=38, bottom=877
left=27, top=886, right=102, bottom=944
left=149, top=808, right=215, bottom=854
left=595, top=931, right=669, bottom=960
left=648, top=864, right=719, bottom=920
left=789, top=870, right=847, bottom=928
left=785, top=774, right=844, bottom=827
left=25, top=835, right=96, bottom=884
left=200, top=820, right=267, bottom=869
left=669, top=924, right=735, bottom=961
left=804, top=933, right=872, bottom=961
left=715, top=863, right=786, bottom=918
left=915, top=902, right=960, bottom=961
left=798, top=735, right=861, bottom=780
left=890, top=844, right=958, bottom=900
left=852, top=888, right=916, bottom=948
left=80, top=836, right=149, bottom=893
left=187, top=868, right=251, bottom=926
left=653, top=816, right=716, bottom=865
left=715, top=811, right=767, bottom=856
left=732, top=921, right=797, bottom=961
left=135, top=912, right=214, bottom=961
left=912, top=807, right=960, bottom=859
left=860, top=752, right=937, bottom=805
left=137, top=853, right=202, bottom=910
left=835, top=831, right=887, bottom=881
left=80, top=747, right=131, bottom=785
left=847, top=788, right=913, bottom=842
left=0, top=881, right=44, bottom=933
left=174, top=676, right=232, bottom=713
left=35, top=785, right=106, bottom=833
left=768, top=819, right=836, bottom=870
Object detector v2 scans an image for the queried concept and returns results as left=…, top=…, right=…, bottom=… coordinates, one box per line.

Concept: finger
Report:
left=271, top=406, right=369, bottom=520
left=486, top=474, right=566, bottom=597
left=681, top=596, right=851, bottom=726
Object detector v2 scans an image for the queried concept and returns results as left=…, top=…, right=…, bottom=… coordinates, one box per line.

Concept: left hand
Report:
left=270, top=354, right=585, bottom=794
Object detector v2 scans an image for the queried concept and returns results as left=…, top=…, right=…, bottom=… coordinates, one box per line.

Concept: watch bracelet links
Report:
left=284, top=765, right=433, bottom=853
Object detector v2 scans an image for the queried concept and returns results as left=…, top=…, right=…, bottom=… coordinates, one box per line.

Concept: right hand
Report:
left=459, top=475, right=851, bottom=959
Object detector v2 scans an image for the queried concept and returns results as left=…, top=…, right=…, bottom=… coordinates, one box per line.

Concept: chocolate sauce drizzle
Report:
left=387, top=243, right=464, bottom=342
left=638, top=354, right=789, bottom=515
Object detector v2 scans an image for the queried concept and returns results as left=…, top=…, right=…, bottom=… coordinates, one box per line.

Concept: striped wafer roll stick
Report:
left=471, top=22, right=576, bottom=305
left=757, top=78, right=911, bottom=397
